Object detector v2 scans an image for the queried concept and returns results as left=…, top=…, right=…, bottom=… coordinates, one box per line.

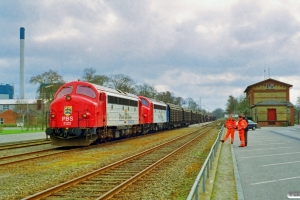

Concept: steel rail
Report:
left=0, top=146, right=89, bottom=167
left=0, top=147, right=58, bottom=160
left=97, top=127, right=213, bottom=200
left=1, top=126, right=207, bottom=167
left=0, top=140, right=51, bottom=150
left=23, top=126, right=212, bottom=200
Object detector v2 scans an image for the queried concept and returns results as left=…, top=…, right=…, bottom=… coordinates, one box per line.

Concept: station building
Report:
left=244, top=78, right=294, bottom=127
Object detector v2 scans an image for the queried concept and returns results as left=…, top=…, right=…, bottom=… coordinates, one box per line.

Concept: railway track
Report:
left=0, top=139, right=51, bottom=150
left=0, top=125, right=208, bottom=167
left=0, top=130, right=173, bottom=167
left=0, top=147, right=73, bottom=166
left=23, top=125, right=214, bottom=200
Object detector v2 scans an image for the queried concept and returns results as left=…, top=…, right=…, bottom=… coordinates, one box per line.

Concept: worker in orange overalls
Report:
left=237, top=114, right=248, bottom=147
left=220, top=114, right=236, bottom=144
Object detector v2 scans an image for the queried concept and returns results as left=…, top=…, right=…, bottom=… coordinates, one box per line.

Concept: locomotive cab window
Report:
left=56, top=86, right=73, bottom=99
left=141, top=99, right=149, bottom=106
left=76, top=85, right=96, bottom=98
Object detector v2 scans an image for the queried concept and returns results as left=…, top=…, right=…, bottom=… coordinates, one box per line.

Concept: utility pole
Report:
left=199, top=98, right=201, bottom=123
left=42, top=84, right=53, bottom=139
left=202, top=105, right=205, bottom=123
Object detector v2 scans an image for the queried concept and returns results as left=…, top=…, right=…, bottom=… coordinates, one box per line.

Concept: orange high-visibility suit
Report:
left=222, top=117, right=236, bottom=143
left=237, top=117, right=248, bottom=147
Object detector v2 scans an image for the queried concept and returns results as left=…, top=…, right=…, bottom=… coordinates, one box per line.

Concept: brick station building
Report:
left=244, top=78, right=294, bottom=127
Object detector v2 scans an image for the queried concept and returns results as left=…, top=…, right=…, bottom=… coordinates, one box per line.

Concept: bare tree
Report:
left=14, top=99, right=40, bottom=129
left=30, top=70, right=65, bottom=130
left=155, top=91, right=185, bottom=105
left=136, top=83, right=157, bottom=98
left=82, top=68, right=96, bottom=82
left=30, top=69, right=65, bottom=102
left=185, top=98, right=198, bottom=111
left=211, top=108, right=225, bottom=119
left=108, top=74, right=136, bottom=94
left=226, top=95, right=238, bottom=114
left=174, top=96, right=185, bottom=107
left=93, top=75, right=109, bottom=86
left=82, top=68, right=109, bottom=86
left=237, top=95, right=250, bottom=116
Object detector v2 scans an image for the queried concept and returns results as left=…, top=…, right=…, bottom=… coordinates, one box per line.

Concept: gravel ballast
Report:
left=0, top=124, right=221, bottom=199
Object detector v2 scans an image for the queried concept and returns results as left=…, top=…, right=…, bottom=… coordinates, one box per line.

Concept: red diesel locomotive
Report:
left=46, top=80, right=209, bottom=146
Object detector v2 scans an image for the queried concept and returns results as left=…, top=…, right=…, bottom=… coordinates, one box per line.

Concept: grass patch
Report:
left=0, top=129, right=44, bottom=135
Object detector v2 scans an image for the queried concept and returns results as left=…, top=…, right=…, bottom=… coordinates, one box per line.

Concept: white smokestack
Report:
left=20, top=27, right=25, bottom=99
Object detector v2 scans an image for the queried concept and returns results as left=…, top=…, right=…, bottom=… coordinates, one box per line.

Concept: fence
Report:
left=186, top=125, right=224, bottom=200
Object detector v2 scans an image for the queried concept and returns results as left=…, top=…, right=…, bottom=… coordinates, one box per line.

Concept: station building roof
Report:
left=244, top=78, right=293, bottom=93
left=252, top=100, right=294, bottom=107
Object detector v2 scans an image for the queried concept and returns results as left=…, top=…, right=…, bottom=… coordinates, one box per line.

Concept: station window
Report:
left=0, top=118, right=3, bottom=124
left=266, top=84, right=274, bottom=90
left=3, top=105, right=9, bottom=110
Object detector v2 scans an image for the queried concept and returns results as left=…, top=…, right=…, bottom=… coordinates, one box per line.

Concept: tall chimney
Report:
left=20, top=27, right=25, bottom=99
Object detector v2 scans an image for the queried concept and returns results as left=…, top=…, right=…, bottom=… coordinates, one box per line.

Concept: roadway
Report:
left=232, top=125, right=300, bottom=200
left=0, top=131, right=47, bottom=143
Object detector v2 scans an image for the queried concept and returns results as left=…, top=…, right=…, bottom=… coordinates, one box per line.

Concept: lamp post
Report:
left=202, top=105, right=205, bottom=123
left=41, top=84, right=53, bottom=134
left=195, top=100, right=200, bottom=125
left=207, top=108, right=210, bottom=122
left=199, top=98, right=201, bottom=125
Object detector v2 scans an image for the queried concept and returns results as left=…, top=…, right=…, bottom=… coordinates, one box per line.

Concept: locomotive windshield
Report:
left=76, top=85, right=96, bottom=98
left=141, top=99, right=149, bottom=106
left=56, top=86, right=73, bottom=99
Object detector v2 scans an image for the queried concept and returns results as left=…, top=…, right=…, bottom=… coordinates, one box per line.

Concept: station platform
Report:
left=229, top=125, right=300, bottom=200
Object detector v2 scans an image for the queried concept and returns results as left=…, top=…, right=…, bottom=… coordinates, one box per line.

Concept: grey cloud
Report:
left=231, top=2, right=300, bottom=45
left=1, top=0, right=300, bottom=110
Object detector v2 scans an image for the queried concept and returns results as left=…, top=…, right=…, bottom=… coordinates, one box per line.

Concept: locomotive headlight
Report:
left=51, top=114, right=55, bottom=119
left=66, top=95, right=72, bottom=101
left=82, top=112, right=91, bottom=119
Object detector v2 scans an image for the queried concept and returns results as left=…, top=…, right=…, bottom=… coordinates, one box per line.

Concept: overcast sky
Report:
left=1, top=0, right=300, bottom=111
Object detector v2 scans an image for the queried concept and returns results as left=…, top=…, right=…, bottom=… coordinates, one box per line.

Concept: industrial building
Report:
left=0, top=84, right=14, bottom=99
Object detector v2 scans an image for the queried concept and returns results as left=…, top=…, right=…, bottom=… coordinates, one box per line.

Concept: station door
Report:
left=268, top=109, right=276, bottom=125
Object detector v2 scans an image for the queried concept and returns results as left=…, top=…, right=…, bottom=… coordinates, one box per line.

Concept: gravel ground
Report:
left=0, top=124, right=220, bottom=200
